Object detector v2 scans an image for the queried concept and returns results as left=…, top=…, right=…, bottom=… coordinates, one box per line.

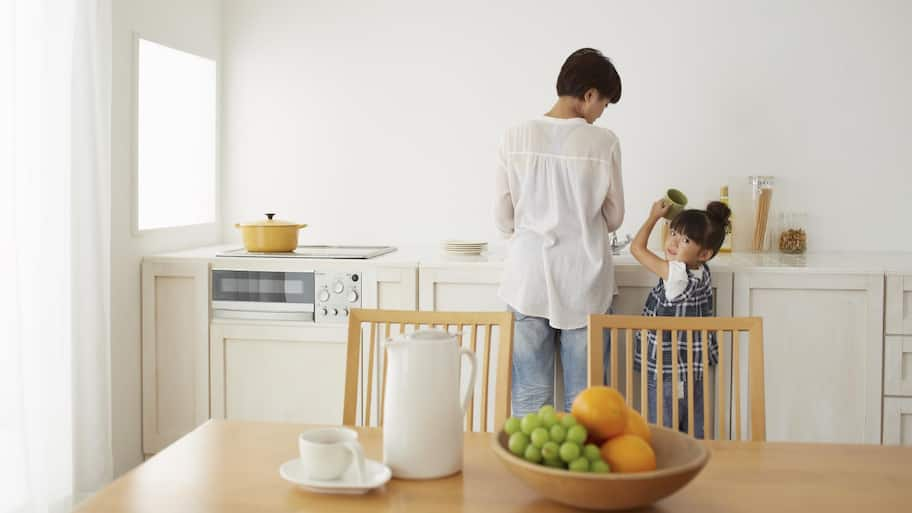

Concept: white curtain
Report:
left=0, top=1, right=112, bottom=512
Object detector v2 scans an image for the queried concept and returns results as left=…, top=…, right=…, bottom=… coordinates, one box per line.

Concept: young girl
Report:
left=629, top=198, right=732, bottom=438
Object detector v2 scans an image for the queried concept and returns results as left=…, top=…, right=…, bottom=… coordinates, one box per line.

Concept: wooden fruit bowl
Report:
left=491, top=425, right=709, bottom=511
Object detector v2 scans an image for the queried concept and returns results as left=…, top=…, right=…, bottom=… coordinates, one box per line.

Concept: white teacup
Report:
left=297, top=427, right=367, bottom=483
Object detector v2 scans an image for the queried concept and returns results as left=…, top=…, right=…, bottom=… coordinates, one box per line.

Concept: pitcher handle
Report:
left=459, top=348, right=478, bottom=415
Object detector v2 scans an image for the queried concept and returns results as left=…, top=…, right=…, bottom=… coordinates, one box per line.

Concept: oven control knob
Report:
left=347, top=290, right=359, bottom=303
left=333, top=281, right=344, bottom=294
left=319, top=307, right=328, bottom=316
left=332, top=308, right=339, bottom=316
left=341, top=307, right=349, bottom=316
left=318, top=290, right=330, bottom=302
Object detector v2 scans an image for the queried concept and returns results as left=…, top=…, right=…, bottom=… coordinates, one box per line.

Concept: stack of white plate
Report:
left=442, top=240, right=488, bottom=256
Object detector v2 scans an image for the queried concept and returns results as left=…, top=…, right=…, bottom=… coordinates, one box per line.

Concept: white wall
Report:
left=222, top=0, right=912, bottom=252
left=111, top=0, right=220, bottom=476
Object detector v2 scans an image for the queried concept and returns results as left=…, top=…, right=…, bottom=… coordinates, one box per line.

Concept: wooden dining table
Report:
left=77, top=420, right=912, bottom=513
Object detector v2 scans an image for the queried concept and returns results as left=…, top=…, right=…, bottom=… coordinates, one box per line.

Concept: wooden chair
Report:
left=587, top=315, right=766, bottom=441
left=343, top=308, right=514, bottom=432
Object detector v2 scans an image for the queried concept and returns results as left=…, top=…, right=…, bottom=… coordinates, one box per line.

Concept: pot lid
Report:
left=237, top=213, right=302, bottom=227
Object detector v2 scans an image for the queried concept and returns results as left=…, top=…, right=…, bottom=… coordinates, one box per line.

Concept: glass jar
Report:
left=777, top=212, right=808, bottom=254
left=749, top=176, right=775, bottom=251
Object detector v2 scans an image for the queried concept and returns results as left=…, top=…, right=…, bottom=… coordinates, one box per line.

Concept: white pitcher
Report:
left=382, top=329, right=477, bottom=479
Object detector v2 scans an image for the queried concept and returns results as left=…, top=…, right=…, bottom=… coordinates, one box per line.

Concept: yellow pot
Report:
left=235, top=213, right=308, bottom=252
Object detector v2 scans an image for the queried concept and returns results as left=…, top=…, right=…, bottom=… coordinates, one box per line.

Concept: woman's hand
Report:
left=649, top=198, right=670, bottom=220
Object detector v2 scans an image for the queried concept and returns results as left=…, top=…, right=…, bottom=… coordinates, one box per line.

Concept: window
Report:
left=136, top=37, right=216, bottom=231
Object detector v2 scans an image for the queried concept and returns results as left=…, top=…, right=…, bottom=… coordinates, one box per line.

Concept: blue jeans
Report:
left=647, top=374, right=705, bottom=439
left=510, top=307, right=611, bottom=416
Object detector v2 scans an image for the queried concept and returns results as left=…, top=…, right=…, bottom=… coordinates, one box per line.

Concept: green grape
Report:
left=549, top=424, right=566, bottom=444
left=520, top=413, right=541, bottom=435
left=508, top=432, right=529, bottom=456
left=569, top=457, right=590, bottom=472
left=583, top=443, right=602, bottom=462
left=543, top=457, right=565, bottom=468
left=538, top=404, right=556, bottom=416
left=591, top=460, right=611, bottom=473
left=540, top=411, right=558, bottom=429
left=504, top=417, right=521, bottom=435
left=540, top=441, right=560, bottom=461
left=567, top=424, right=588, bottom=445
left=524, top=444, right=543, bottom=463
left=559, top=442, right=581, bottom=463
left=560, top=414, right=578, bottom=428
left=530, top=427, right=550, bottom=448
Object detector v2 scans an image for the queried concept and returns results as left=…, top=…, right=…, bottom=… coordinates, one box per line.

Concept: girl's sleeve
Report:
left=493, top=141, right=514, bottom=237
left=663, top=261, right=690, bottom=300
left=601, top=139, right=625, bottom=232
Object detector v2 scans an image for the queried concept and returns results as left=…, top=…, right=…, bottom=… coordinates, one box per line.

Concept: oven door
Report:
left=211, top=270, right=315, bottom=321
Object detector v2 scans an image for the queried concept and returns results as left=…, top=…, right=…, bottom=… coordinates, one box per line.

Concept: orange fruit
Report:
left=570, top=386, right=627, bottom=442
left=621, top=407, right=651, bottom=443
left=600, top=434, right=657, bottom=473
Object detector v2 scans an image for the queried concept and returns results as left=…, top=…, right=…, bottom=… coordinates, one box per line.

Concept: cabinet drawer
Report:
left=885, top=336, right=912, bottom=396
left=886, top=275, right=912, bottom=335
left=883, top=397, right=912, bottom=446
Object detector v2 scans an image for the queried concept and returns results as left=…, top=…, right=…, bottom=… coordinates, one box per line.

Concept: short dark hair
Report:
left=556, top=48, right=622, bottom=103
left=670, top=202, right=733, bottom=257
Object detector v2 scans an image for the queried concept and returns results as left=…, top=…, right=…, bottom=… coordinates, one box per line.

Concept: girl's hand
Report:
left=649, top=198, right=670, bottom=220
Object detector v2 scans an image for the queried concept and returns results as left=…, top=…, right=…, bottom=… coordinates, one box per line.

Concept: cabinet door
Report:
left=141, top=260, right=210, bottom=455
left=361, top=266, right=417, bottom=310
left=734, top=272, right=884, bottom=444
left=883, top=397, right=912, bottom=446
left=886, top=275, right=912, bottom=335
left=210, top=321, right=348, bottom=424
left=418, top=267, right=505, bottom=312
left=884, top=336, right=912, bottom=396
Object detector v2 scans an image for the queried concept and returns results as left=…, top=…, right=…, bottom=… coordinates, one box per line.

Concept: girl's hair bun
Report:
left=706, top=201, right=732, bottom=225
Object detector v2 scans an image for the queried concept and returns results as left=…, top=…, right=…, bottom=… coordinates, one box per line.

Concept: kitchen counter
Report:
left=141, top=244, right=912, bottom=449
left=147, top=244, right=912, bottom=274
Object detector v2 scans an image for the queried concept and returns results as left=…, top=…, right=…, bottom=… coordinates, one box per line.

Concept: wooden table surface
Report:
left=77, top=420, right=912, bottom=513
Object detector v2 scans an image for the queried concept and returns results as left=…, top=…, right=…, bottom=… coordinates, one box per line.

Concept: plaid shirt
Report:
left=633, top=264, right=718, bottom=381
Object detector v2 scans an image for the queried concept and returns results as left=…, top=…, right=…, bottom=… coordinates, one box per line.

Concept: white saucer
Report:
left=279, top=458, right=391, bottom=495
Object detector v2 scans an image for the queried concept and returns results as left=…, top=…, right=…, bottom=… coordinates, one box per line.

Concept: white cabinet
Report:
left=419, top=266, right=505, bottom=311
left=885, top=336, right=912, bottom=397
left=210, top=321, right=349, bottom=424
left=884, top=275, right=912, bottom=445
left=886, top=275, right=912, bottom=335
left=883, top=397, right=912, bottom=446
left=734, top=272, right=884, bottom=444
left=141, top=260, right=210, bottom=455
left=416, top=264, right=735, bottom=315
left=365, top=266, right=417, bottom=310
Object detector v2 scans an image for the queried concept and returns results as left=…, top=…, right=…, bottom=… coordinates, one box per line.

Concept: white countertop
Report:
left=146, top=244, right=912, bottom=274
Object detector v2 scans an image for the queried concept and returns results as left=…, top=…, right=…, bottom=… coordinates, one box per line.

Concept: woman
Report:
left=494, top=48, right=624, bottom=416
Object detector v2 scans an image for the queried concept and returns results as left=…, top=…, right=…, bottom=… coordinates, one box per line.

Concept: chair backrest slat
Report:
left=625, top=329, right=634, bottom=409
left=480, top=324, right=493, bottom=430
left=687, top=329, right=695, bottom=437
left=640, top=329, right=648, bottom=417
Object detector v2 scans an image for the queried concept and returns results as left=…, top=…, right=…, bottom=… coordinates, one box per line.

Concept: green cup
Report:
left=664, top=188, right=688, bottom=220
